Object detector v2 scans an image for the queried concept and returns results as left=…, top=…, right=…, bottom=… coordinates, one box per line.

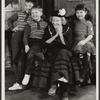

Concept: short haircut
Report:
left=31, top=5, right=43, bottom=12
left=25, top=0, right=38, bottom=5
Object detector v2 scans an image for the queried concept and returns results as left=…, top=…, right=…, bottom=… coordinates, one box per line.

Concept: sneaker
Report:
left=8, top=83, right=23, bottom=90
left=48, top=85, right=57, bottom=96
left=22, top=74, right=30, bottom=85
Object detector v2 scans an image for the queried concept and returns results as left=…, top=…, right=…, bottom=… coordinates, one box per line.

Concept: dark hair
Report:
left=75, top=4, right=93, bottom=22
left=25, top=0, right=38, bottom=5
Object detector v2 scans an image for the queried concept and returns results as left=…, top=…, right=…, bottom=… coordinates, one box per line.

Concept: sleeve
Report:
left=87, top=21, right=94, bottom=36
left=41, top=25, right=51, bottom=49
left=8, top=13, right=18, bottom=30
left=23, top=24, right=31, bottom=46
left=63, top=27, right=72, bottom=50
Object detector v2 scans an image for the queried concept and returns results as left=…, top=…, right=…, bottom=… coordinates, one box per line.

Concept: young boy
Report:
left=8, top=0, right=37, bottom=90
left=22, top=5, right=48, bottom=85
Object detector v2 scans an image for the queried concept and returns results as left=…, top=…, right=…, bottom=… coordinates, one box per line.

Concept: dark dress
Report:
left=72, top=19, right=96, bottom=55
left=33, top=23, right=73, bottom=88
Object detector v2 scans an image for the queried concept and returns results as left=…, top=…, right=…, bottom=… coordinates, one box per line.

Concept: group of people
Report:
left=7, top=0, right=96, bottom=100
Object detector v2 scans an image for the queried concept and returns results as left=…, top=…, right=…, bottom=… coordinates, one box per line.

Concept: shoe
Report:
left=48, top=85, right=57, bottom=96
left=22, top=74, right=30, bottom=85
left=76, top=81, right=80, bottom=86
left=62, top=92, right=69, bottom=100
left=80, top=78, right=85, bottom=83
left=8, top=83, right=23, bottom=90
left=79, top=53, right=83, bottom=58
left=87, top=78, right=91, bottom=84
left=35, top=53, right=44, bottom=61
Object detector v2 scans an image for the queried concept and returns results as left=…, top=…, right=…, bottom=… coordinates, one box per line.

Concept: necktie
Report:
left=37, top=22, right=40, bottom=30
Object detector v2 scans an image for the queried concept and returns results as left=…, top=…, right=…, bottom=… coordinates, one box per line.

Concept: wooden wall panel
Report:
left=54, top=0, right=96, bottom=24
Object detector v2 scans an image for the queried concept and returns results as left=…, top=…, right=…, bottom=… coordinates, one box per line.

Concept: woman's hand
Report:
left=56, top=26, right=63, bottom=36
left=25, top=45, right=30, bottom=53
left=77, top=40, right=86, bottom=46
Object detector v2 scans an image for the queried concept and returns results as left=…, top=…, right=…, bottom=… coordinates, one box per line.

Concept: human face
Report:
left=62, top=17, right=67, bottom=25
left=52, top=16, right=62, bottom=29
left=76, top=10, right=87, bottom=20
left=31, top=9, right=42, bottom=21
left=25, top=2, right=34, bottom=13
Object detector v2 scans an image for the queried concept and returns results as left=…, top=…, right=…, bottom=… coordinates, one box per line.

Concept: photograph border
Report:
left=2, top=0, right=99, bottom=100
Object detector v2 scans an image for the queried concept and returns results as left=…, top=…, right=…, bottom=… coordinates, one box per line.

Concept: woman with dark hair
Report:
left=42, top=8, right=73, bottom=100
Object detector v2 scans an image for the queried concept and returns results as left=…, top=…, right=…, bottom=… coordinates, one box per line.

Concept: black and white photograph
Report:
left=3, top=0, right=98, bottom=100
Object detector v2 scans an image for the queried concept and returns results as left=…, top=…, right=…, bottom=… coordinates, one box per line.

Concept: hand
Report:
left=55, top=32, right=59, bottom=37
left=12, top=27, right=19, bottom=32
left=25, top=45, right=30, bottom=53
left=56, top=26, right=63, bottom=36
left=77, top=40, right=86, bottom=46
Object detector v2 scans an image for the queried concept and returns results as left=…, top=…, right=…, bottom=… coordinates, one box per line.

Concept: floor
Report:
left=5, top=67, right=97, bottom=100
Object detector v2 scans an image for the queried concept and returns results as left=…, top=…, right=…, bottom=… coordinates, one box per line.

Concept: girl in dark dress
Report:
left=42, top=8, right=73, bottom=100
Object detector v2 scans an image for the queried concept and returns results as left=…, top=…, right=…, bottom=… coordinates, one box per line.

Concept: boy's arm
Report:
left=8, top=13, right=18, bottom=30
left=23, top=24, right=31, bottom=46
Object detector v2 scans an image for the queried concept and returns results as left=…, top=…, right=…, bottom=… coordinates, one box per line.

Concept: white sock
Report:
left=22, top=74, right=30, bottom=85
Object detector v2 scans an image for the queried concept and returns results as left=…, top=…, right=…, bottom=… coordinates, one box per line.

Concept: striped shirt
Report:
left=8, top=12, right=32, bottom=31
left=23, top=20, right=48, bottom=45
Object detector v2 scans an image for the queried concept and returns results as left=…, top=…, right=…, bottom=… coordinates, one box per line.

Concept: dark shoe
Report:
left=80, top=78, right=85, bottom=83
left=35, top=53, right=44, bottom=61
left=62, top=92, right=69, bottom=100
left=76, top=81, right=80, bottom=86
left=79, top=53, right=83, bottom=58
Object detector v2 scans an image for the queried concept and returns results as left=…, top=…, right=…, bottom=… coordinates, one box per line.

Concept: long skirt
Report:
left=33, top=48, right=73, bottom=88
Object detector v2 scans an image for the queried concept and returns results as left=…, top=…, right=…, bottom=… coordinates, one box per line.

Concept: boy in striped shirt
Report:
left=22, top=5, right=47, bottom=85
left=8, top=0, right=37, bottom=90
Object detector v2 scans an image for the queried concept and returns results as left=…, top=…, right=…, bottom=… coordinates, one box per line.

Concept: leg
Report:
left=60, top=82, right=69, bottom=100
left=80, top=53, right=89, bottom=82
left=22, top=44, right=41, bottom=85
left=8, top=31, right=24, bottom=90
left=48, top=81, right=58, bottom=96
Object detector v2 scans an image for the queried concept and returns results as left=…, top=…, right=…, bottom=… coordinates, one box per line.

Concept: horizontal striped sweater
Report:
left=23, top=19, right=47, bottom=45
left=8, top=12, right=32, bottom=31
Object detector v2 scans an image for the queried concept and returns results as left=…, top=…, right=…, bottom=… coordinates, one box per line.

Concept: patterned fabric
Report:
left=16, top=12, right=32, bottom=31
left=8, top=12, right=32, bottom=31
left=32, top=24, right=73, bottom=88
left=23, top=20, right=47, bottom=45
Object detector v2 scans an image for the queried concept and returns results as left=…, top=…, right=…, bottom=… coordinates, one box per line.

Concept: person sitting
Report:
left=21, top=5, right=48, bottom=86
left=42, top=8, right=73, bottom=100
left=71, top=4, right=96, bottom=84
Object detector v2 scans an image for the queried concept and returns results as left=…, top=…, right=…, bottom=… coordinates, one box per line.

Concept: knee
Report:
left=59, top=49, right=72, bottom=57
left=27, top=51, right=34, bottom=59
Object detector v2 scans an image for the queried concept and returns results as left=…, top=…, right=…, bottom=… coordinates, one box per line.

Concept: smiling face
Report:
left=52, top=16, right=62, bottom=29
left=31, top=9, right=42, bottom=21
left=25, top=2, right=34, bottom=13
left=76, top=10, right=87, bottom=20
